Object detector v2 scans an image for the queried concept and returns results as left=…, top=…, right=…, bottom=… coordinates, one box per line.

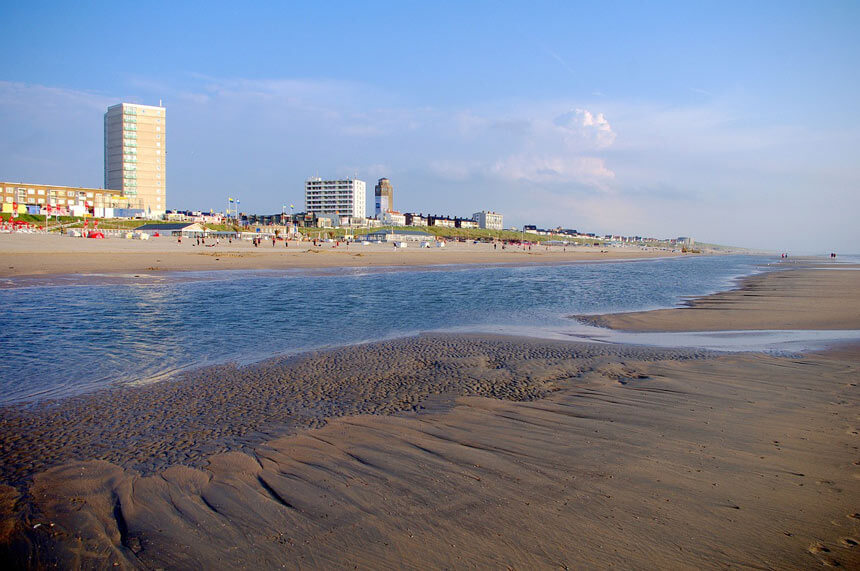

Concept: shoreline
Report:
left=576, top=262, right=860, bottom=331
left=1, top=264, right=858, bottom=567
left=0, top=253, right=703, bottom=290
left=0, top=232, right=707, bottom=279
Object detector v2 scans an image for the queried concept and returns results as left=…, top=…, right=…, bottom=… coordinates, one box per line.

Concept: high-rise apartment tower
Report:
left=305, top=177, right=366, bottom=219
left=104, top=102, right=166, bottom=215
left=374, top=178, right=393, bottom=218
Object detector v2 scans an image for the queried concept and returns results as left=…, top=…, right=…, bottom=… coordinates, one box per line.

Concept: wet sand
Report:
left=0, top=233, right=686, bottom=278
left=578, top=263, right=860, bottom=331
left=1, top=265, right=858, bottom=568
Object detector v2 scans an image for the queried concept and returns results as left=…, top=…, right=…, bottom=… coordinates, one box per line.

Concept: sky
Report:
left=1, top=0, right=858, bottom=252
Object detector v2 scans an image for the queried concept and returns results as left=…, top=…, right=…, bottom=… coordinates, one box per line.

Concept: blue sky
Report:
left=1, top=0, right=858, bottom=251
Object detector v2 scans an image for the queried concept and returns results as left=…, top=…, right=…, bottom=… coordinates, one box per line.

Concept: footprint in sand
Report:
left=840, top=538, right=858, bottom=548
left=807, top=542, right=842, bottom=567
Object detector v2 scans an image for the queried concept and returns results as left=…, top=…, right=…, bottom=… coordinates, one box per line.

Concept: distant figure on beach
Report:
left=831, top=252, right=837, bottom=259
left=272, top=237, right=276, bottom=247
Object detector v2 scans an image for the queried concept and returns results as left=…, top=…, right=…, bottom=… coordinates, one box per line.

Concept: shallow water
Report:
left=2, top=255, right=854, bottom=404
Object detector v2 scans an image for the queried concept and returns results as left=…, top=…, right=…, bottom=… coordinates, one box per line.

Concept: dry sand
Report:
left=0, top=233, right=683, bottom=278
left=0, top=264, right=858, bottom=569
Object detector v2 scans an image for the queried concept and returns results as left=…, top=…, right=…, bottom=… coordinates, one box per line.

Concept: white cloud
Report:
left=553, top=108, right=616, bottom=148
left=0, top=81, right=112, bottom=115
left=490, top=155, right=614, bottom=188
left=428, top=159, right=485, bottom=181
left=3, top=77, right=854, bottom=250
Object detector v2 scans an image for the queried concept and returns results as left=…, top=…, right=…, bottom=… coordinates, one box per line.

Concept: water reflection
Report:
left=0, top=256, right=773, bottom=403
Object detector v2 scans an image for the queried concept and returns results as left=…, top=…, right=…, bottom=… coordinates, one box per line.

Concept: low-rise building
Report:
left=455, top=218, right=478, bottom=229
left=360, top=229, right=434, bottom=242
left=134, top=222, right=204, bottom=237
left=379, top=210, right=406, bottom=226
left=404, top=213, right=427, bottom=226
left=427, top=215, right=456, bottom=228
left=1, top=181, right=128, bottom=216
left=472, top=211, right=504, bottom=230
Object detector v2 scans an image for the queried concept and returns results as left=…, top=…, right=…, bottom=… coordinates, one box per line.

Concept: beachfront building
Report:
left=361, top=229, right=433, bottom=242
left=134, top=222, right=204, bottom=237
left=374, top=178, right=394, bottom=218
left=1, top=182, right=128, bottom=217
left=379, top=210, right=406, bottom=226
left=304, top=177, right=366, bottom=223
left=104, top=102, right=167, bottom=217
left=473, top=211, right=504, bottom=230
left=404, top=213, right=427, bottom=226
left=427, top=214, right=456, bottom=228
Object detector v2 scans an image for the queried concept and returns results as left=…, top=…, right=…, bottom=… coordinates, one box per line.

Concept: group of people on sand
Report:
left=180, top=236, right=224, bottom=247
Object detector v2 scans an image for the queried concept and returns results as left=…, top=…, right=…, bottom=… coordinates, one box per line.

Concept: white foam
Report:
left=439, top=322, right=860, bottom=354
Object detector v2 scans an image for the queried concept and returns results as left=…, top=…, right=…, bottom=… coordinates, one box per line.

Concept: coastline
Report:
left=576, top=262, right=860, bottom=331
left=0, top=233, right=697, bottom=278
left=1, top=263, right=858, bottom=568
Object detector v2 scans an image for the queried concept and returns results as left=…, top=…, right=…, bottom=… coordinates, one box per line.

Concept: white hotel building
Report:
left=304, top=177, right=366, bottom=220
left=473, top=210, right=504, bottom=230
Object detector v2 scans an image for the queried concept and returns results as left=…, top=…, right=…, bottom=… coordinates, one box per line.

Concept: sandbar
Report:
left=577, top=263, right=860, bottom=331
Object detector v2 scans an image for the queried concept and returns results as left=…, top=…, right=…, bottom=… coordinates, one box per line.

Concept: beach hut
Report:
left=360, top=229, right=434, bottom=242
left=134, top=222, right=204, bottom=237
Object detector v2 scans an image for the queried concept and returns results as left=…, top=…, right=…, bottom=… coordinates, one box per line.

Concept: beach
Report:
left=0, top=261, right=858, bottom=568
left=0, top=233, right=688, bottom=278
left=579, top=263, right=860, bottom=331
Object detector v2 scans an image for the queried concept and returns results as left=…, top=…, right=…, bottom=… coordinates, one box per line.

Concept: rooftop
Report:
left=363, top=229, right=432, bottom=237
left=135, top=223, right=198, bottom=231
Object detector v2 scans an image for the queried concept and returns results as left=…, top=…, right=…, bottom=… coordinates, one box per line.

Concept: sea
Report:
left=2, top=254, right=859, bottom=405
